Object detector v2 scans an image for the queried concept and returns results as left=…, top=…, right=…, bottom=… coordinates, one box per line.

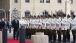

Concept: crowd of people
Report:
left=0, top=18, right=9, bottom=31
left=0, top=14, right=76, bottom=43
left=19, top=14, right=76, bottom=43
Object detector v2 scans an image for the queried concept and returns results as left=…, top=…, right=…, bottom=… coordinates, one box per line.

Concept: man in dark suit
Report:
left=1, top=18, right=9, bottom=29
left=11, top=17, right=19, bottom=40
left=0, top=19, right=2, bottom=31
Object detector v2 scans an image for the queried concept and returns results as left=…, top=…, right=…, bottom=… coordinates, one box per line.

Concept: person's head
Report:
left=14, top=16, right=18, bottom=20
left=67, top=14, right=70, bottom=18
left=56, top=14, right=59, bottom=18
left=2, top=18, right=4, bottom=21
left=62, top=14, right=66, bottom=18
left=72, top=15, right=75, bottom=19
left=18, top=17, right=21, bottom=20
left=53, top=14, right=56, bottom=18
left=4, top=18, right=7, bottom=21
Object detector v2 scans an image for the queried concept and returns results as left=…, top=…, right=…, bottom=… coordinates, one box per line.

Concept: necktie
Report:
left=5, top=21, right=7, bottom=25
left=15, top=20, right=17, bottom=23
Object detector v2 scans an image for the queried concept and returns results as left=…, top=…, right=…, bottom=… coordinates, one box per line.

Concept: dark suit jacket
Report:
left=1, top=21, right=9, bottom=29
left=11, top=20, right=19, bottom=30
left=0, top=21, right=2, bottom=29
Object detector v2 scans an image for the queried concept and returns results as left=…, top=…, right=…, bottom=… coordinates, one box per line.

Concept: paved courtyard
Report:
left=7, top=29, right=75, bottom=43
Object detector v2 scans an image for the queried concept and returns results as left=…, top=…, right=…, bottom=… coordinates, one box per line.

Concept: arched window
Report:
left=42, top=10, right=48, bottom=16
left=58, top=0, right=61, bottom=3
left=70, top=0, right=73, bottom=4
left=40, top=0, right=44, bottom=3
left=46, top=0, right=50, bottom=3
left=70, top=10, right=74, bottom=15
left=14, top=0, right=18, bottom=3
left=25, top=10, right=30, bottom=18
left=25, top=0, right=30, bottom=3
left=56, top=10, right=64, bottom=15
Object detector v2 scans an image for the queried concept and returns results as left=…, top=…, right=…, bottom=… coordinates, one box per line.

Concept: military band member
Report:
left=71, top=15, right=76, bottom=42
left=56, top=14, right=62, bottom=43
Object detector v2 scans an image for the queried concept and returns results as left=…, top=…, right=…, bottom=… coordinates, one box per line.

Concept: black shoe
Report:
left=67, top=40, right=70, bottom=42
left=58, top=41, right=61, bottom=43
left=16, top=38, right=18, bottom=40
left=63, top=42, right=66, bottom=43
left=14, top=38, right=15, bottom=40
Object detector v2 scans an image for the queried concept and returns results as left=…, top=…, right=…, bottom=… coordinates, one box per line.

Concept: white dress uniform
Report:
left=66, top=17, right=72, bottom=29
left=51, top=18, right=56, bottom=30
left=61, top=17, right=67, bottom=30
left=26, top=19, right=30, bottom=28
left=71, top=18, right=76, bottom=30
left=30, top=19, right=35, bottom=29
left=35, top=19, right=39, bottom=29
left=46, top=18, right=51, bottom=29
left=19, top=19, right=25, bottom=28
left=56, top=17, right=61, bottom=30
left=42, top=18, right=47, bottom=29
left=29, top=19, right=33, bottom=29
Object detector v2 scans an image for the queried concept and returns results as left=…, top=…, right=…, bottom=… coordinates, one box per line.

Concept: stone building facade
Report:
left=0, top=0, right=76, bottom=21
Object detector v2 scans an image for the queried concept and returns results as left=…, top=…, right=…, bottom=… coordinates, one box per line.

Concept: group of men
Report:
left=0, top=18, right=9, bottom=31
left=19, top=14, right=76, bottom=43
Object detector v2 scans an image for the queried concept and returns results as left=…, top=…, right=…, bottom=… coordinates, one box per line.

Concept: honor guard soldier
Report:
left=66, top=15, right=72, bottom=41
left=44, top=15, right=48, bottom=36
left=36, top=16, right=41, bottom=32
left=41, top=16, right=46, bottom=35
left=71, top=15, right=76, bottom=42
left=56, top=14, right=62, bottom=43
left=45, top=15, right=49, bottom=36
left=29, top=17, right=33, bottom=38
left=42, top=16, right=47, bottom=35
left=31, top=16, right=36, bottom=35
left=46, top=15, right=52, bottom=41
left=51, top=14, right=56, bottom=42
left=40, top=15, right=44, bottom=32
left=39, top=15, right=43, bottom=32
left=61, top=14, right=67, bottom=43
left=26, top=18, right=30, bottom=39
left=38, top=16, right=42, bottom=32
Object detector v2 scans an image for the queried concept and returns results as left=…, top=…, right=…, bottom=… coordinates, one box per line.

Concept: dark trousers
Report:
left=49, top=34, right=52, bottom=41
left=53, top=35, right=56, bottom=41
left=67, top=29, right=70, bottom=40
left=57, top=30, right=62, bottom=42
left=72, top=30, right=76, bottom=42
left=73, top=34, right=75, bottom=42
left=13, top=29, right=19, bottom=40
left=63, top=34, right=66, bottom=42
left=52, top=30, right=56, bottom=41
left=62, top=30, right=67, bottom=42
left=67, top=34, right=70, bottom=40
left=58, top=35, right=61, bottom=42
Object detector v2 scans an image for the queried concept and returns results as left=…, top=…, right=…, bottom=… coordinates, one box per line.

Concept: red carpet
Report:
left=8, top=38, right=31, bottom=43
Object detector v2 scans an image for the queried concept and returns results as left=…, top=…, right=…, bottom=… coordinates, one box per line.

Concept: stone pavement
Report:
left=7, top=29, right=75, bottom=43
